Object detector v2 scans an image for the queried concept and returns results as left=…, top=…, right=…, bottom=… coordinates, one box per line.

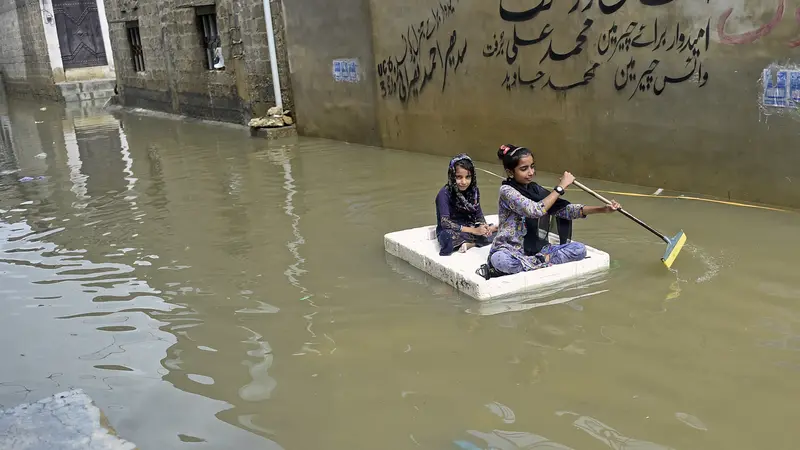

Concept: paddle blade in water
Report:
left=662, top=231, right=686, bottom=269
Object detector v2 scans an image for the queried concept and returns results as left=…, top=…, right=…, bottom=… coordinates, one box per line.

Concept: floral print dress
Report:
left=488, top=185, right=587, bottom=273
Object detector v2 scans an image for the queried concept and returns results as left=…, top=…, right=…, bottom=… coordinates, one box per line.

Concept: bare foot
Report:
left=459, top=243, right=476, bottom=253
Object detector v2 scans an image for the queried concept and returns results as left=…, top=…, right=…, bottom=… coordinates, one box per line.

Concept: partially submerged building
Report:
left=0, top=0, right=117, bottom=103
left=101, top=0, right=293, bottom=124
left=2, top=0, right=799, bottom=208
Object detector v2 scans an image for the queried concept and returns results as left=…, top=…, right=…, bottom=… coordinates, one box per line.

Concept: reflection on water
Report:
left=458, top=411, right=683, bottom=449
left=564, top=412, right=674, bottom=450
left=457, top=429, right=575, bottom=450
left=1, top=95, right=800, bottom=449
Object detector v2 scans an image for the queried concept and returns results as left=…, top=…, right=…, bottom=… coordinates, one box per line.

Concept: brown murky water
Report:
left=2, top=93, right=800, bottom=450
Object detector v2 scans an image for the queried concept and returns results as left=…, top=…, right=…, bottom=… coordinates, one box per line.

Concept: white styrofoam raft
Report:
left=384, top=215, right=610, bottom=301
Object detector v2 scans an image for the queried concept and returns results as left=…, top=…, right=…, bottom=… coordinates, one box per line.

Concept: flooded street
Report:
left=2, top=95, right=800, bottom=450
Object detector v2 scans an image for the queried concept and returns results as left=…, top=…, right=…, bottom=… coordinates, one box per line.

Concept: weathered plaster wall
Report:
left=105, top=0, right=293, bottom=124
left=284, top=0, right=800, bottom=207
left=0, top=0, right=60, bottom=99
left=281, top=0, right=380, bottom=145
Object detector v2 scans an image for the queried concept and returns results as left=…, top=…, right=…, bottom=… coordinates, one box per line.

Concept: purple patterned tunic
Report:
left=488, top=185, right=587, bottom=272
left=435, top=186, right=492, bottom=255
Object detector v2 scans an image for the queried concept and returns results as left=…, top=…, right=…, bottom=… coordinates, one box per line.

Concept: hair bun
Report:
left=497, top=144, right=515, bottom=160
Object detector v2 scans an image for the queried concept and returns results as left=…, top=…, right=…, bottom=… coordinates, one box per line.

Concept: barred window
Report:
left=126, top=21, right=145, bottom=72
left=196, top=6, right=223, bottom=70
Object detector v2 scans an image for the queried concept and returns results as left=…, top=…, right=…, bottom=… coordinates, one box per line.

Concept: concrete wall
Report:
left=0, top=0, right=60, bottom=99
left=281, top=0, right=380, bottom=144
left=41, top=0, right=66, bottom=83
left=104, top=0, right=293, bottom=124
left=283, top=0, right=800, bottom=208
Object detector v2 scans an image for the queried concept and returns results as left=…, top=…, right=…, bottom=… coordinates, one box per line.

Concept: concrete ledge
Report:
left=105, top=104, right=251, bottom=131
left=1, top=80, right=63, bottom=102
left=384, top=214, right=611, bottom=301
left=0, top=389, right=137, bottom=449
left=250, top=125, right=298, bottom=140
left=104, top=104, right=299, bottom=141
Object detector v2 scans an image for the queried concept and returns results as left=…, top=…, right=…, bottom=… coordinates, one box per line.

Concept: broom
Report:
left=573, top=180, right=686, bottom=269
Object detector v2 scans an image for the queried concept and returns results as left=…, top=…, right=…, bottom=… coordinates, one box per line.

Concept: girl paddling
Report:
left=435, top=154, right=498, bottom=256
left=485, top=144, right=620, bottom=276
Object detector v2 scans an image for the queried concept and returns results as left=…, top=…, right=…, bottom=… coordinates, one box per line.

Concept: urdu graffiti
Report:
left=484, top=0, right=711, bottom=99
left=376, top=0, right=468, bottom=105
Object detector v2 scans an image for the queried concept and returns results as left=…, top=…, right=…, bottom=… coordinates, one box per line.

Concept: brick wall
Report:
left=0, top=0, right=60, bottom=99
left=105, top=0, right=292, bottom=124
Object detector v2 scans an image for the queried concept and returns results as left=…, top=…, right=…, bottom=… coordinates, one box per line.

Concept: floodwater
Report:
left=1, top=93, right=799, bottom=450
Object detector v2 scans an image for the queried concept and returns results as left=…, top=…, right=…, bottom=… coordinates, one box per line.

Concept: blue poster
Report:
left=332, top=60, right=344, bottom=82
left=789, top=71, right=800, bottom=108
left=763, top=68, right=788, bottom=108
left=333, top=59, right=359, bottom=83
left=347, top=60, right=359, bottom=83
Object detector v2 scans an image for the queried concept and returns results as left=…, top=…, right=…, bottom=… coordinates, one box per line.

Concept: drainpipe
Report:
left=262, top=0, right=283, bottom=109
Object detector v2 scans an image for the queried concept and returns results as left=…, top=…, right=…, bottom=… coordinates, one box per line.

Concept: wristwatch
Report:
left=554, top=186, right=565, bottom=196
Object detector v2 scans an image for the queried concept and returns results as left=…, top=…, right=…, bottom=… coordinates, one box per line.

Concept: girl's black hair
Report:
left=496, top=144, right=533, bottom=173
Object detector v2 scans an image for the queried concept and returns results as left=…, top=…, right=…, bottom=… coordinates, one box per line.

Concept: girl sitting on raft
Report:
left=435, top=153, right=498, bottom=256
left=485, top=144, right=620, bottom=275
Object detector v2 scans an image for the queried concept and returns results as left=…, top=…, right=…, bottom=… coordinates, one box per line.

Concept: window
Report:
left=126, top=21, right=145, bottom=72
left=196, top=6, right=224, bottom=70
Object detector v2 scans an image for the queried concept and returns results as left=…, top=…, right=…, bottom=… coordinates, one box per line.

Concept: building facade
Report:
left=102, top=0, right=293, bottom=124
left=0, top=0, right=116, bottom=100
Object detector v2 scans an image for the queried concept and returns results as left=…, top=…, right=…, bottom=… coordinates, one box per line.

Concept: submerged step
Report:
left=57, top=78, right=117, bottom=103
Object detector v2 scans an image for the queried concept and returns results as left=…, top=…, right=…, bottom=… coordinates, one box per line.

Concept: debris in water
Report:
left=40, top=107, right=46, bottom=111
left=675, top=412, right=708, bottom=431
left=653, top=188, right=664, bottom=195
left=485, top=401, right=516, bottom=424
left=18, top=176, right=47, bottom=182
left=453, top=440, right=483, bottom=450
left=34, top=153, right=47, bottom=159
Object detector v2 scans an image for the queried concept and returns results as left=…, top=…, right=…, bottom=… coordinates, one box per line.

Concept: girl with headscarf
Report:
left=435, top=154, right=498, bottom=256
